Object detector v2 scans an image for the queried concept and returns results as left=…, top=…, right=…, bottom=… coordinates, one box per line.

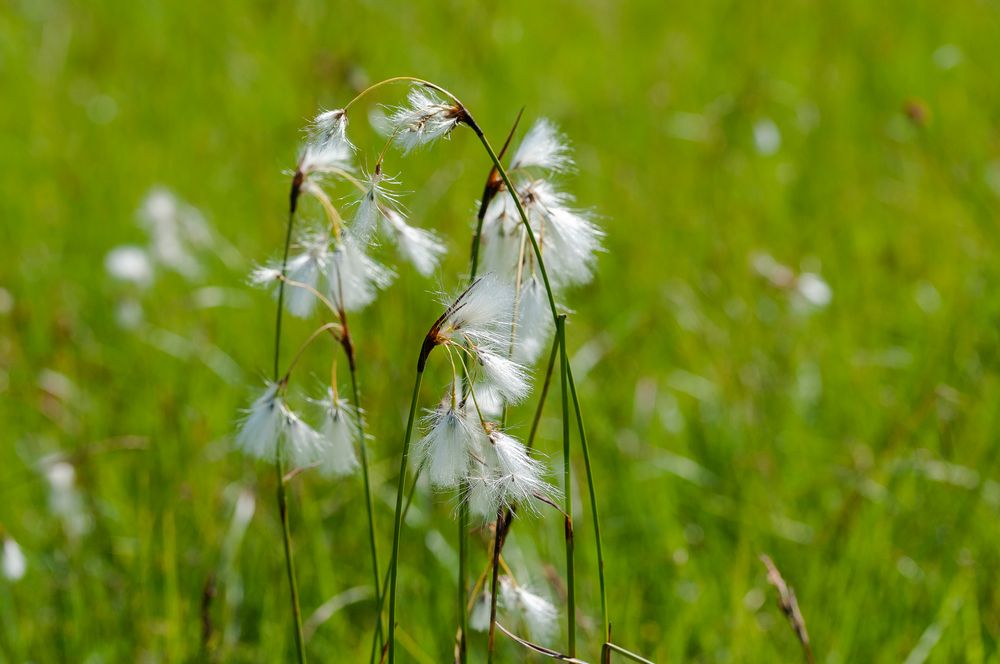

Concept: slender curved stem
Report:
left=557, top=315, right=575, bottom=656
left=346, top=360, right=384, bottom=656
left=274, top=193, right=307, bottom=664
left=527, top=332, right=561, bottom=452
left=457, top=499, right=468, bottom=664
left=604, top=642, right=655, bottom=664
left=386, top=367, right=425, bottom=664
left=463, top=121, right=560, bottom=324
left=369, top=462, right=425, bottom=663
left=487, top=509, right=506, bottom=663
left=343, top=76, right=464, bottom=114
left=276, top=456, right=306, bottom=664
left=567, top=360, right=608, bottom=645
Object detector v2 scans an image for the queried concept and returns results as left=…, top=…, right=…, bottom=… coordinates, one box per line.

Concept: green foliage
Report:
left=2, top=0, right=1000, bottom=661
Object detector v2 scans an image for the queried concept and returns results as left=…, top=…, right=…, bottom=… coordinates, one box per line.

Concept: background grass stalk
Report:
left=457, top=498, right=469, bottom=663
left=567, top=360, right=608, bottom=643
left=346, top=358, right=385, bottom=655
left=273, top=190, right=307, bottom=664
left=527, top=333, right=561, bottom=451
left=557, top=315, right=576, bottom=655
left=369, top=463, right=425, bottom=662
left=386, top=366, right=426, bottom=664
left=486, top=508, right=506, bottom=663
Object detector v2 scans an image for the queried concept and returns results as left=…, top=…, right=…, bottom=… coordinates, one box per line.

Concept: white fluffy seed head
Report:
left=522, top=180, right=604, bottom=289
left=249, top=230, right=331, bottom=318
left=479, top=193, right=523, bottom=276
left=470, top=591, right=492, bottom=632
left=328, top=232, right=395, bottom=311
left=235, top=382, right=284, bottom=461
left=476, top=349, right=531, bottom=404
left=465, top=466, right=500, bottom=522
left=317, top=389, right=360, bottom=478
left=383, top=209, right=446, bottom=277
left=352, top=169, right=401, bottom=240
left=436, top=274, right=515, bottom=349
left=510, top=118, right=573, bottom=173
left=297, top=138, right=353, bottom=178
left=500, top=578, right=558, bottom=642
left=417, top=400, right=475, bottom=489
left=512, top=275, right=554, bottom=365
left=281, top=406, right=324, bottom=469
left=471, top=380, right=505, bottom=420
left=388, top=87, right=463, bottom=153
left=490, top=431, right=552, bottom=508
left=283, top=233, right=330, bottom=318
left=308, top=108, right=353, bottom=153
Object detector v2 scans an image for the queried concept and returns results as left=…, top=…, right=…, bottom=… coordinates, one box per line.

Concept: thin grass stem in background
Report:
left=273, top=191, right=307, bottom=664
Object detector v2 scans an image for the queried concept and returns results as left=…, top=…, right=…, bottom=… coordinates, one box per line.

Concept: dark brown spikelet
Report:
left=760, top=554, right=814, bottom=664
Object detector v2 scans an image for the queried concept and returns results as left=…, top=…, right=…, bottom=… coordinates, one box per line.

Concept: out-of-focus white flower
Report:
left=327, top=232, right=395, bottom=312
left=796, top=272, right=832, bottom=308
left=250, top=231, right=332, bottom=318
left=417, top=400, right=475, bottom=488
left=470, top=591, right=492, bottom=632
left=104, top=245, right=153, bottom=287
left=383, top=209, right=446, bottom=277
left=521, top=180, right=604, bottom=289
left=41, top=459, right=91, bottom=540
left=282, top=233, right=331, bottom=318
left=750, top=252, right=795, bottom=288
left=236, top=383, right=284, bottom=461
left=510, top=119, right=572, bottom=173
left=298, top=132, right=353, bottom=179
left=316, top=388, right=359, bottom=478
left=282, top=406, right=324, bottom=469
left=753, top=118, right=781, bottom=156
left=139, top=187, right=213, bottom=279
left=235, top=383, right=328, bottom=468
left=500, top=577, right=558, bottom=642
left=388, top=87, right=464, bottom=153
left=2, top=537, right=25, bottom=581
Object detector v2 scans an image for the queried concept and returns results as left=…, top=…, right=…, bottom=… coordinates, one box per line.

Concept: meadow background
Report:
left=3, top=0, right=1000, bottom=661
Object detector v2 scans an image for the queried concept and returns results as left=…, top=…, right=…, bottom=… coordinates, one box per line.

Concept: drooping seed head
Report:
left=510, top=118, right=573, bottom=173
left=316, top=388, right=360, bottom=478
left=388, top=86, right=465, bottom=153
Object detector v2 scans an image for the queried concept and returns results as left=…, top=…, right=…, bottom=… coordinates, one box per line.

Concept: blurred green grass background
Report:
left=3, top=0, right=1000, bottom=661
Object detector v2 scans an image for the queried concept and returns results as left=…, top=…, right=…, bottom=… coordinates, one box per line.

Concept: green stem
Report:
left=347, top=360, right=384, bottom=658
left=604, top=642, right=655, bottom=664
left=527, top=332, right=561, bottom=452
left=566, top=360, right=608, bottom=645
left=386, top=367, right=425, bottom=664
left=464, top=121, right=559, bottom=325
left=557, top=316, right=575, bottom=655
left=274, top=185, right=307, bottom=664
left=486, top=508, right=506, bottom=663
left=458, top=499, right=468, bottom=664
left=369, top=463, right=425, bottom=663
left=276, top=456, right=306, bottom=664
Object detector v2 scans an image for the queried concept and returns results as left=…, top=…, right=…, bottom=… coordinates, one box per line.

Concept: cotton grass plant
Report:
left=234, top=76, right=651, bottom=663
